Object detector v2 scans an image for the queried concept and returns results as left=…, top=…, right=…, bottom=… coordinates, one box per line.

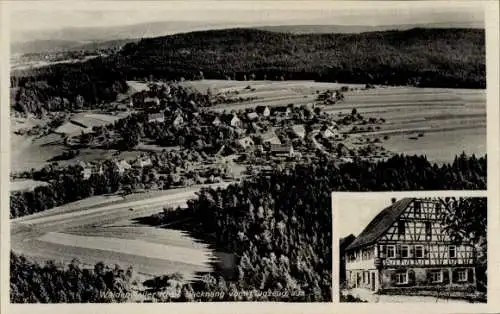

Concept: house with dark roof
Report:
left=212, top=116, right=222, bottom=126
left=148, top=112, right=165, bottom=122
left=246, top=112, right=259, bottom=121
left=260, top=131, right=281, bottom=145
left=256, top=105, right=271, bottom=117
left=344, top=198, right=477, bottom=293
left=269, top=144, right=294, bottom=157
left=340, top=234, right=356, bottom=287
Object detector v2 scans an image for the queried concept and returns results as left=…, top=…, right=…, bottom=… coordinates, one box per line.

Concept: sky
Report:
left=335, top=195, right=393, bottom=238
left=9, top=1, right=485, bottom=34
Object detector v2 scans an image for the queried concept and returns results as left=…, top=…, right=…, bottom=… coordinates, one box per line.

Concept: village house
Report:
left=272, top=106, right=293, bottom=119
left=246, top=112, right=259, bottom=121
left=256, top=105, right=271, bottom=117
left=95, top=165, right=104, bottom=176
left=172, top=114, right=184, bottom=127
left=321, top=125, right=339, bottom=139
left=340, top=234, right=357, bottom=287
left=144, top=97, right=160, bottom=107
left=230, top=115, right=242, bottom=128
left=212, top=116, right=222, bottom=126
left=148, top=112, right=165, bottom=122
left=113, top=159, right=132, bottom=174
left=291, top=124, right=306, bottom=139
left=238, top=136, right=255, bottom=149
left=132, top=157, right=153, bottom=168
left=344, top=198, right=477, bottom=294
left=260, top=131, right=281, bottom=145
left=81, top=167, right=92, bottom=180
left=269, top=144, right=294, bottom=158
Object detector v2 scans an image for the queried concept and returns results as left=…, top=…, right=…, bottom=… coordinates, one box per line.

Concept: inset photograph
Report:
left=335, top=193, right=487, bottom=303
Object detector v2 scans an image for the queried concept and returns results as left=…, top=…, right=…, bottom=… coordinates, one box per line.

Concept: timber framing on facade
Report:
left=344, top=198, right=477, bottom=294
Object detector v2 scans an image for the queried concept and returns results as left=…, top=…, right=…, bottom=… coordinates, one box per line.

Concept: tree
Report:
left=439, top=197, right=487, bottom=292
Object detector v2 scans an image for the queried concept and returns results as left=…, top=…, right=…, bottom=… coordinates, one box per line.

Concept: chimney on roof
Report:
left=391, top=198, right=397, bottom=204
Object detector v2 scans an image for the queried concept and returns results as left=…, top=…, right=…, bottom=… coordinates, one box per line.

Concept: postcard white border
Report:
left=1, top=1, right=499, bottom=314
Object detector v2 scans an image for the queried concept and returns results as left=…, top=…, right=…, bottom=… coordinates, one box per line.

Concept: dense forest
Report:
left=11, top=153, right=487, bottom=302
left=11, top=28, right=485, bottom=115
left=116, top=28, right=485, bottom=88
left=11, top=57, right=128, bottom=115
left=10, top=253, right=136, bottom=303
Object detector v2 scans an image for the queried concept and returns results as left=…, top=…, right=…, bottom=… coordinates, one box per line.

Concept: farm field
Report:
left=336, top=87, right=486, bottom=163
left=187, top=80, right=486, bottom=163
left=11, top=182, right=231, bottom=282
left=11, top=111, right=140, bottom=173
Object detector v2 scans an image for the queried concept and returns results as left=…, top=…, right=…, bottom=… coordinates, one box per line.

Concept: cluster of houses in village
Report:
left=77, top=157, right=152, bottom=180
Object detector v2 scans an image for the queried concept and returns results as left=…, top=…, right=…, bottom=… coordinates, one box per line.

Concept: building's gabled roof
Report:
left=247, top=112, right=259, bottom=120
left=345, top=198, right=414, bottom=251
left=270, top=144, right=293, bottom=153
left=256, top=106, right=269, bottom=114
left=340, top=234, right=356, bottom=250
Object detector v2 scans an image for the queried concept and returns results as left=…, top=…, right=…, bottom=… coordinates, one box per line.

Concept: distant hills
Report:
left=11, top=38, right=139, bottom=55
left=255, top=21, right=484, bottom=34
left=11, top=21, right=243, bottom=54
left=11, top=27, right=486, bottom=115
left=11, top=21, right=484, bottom=54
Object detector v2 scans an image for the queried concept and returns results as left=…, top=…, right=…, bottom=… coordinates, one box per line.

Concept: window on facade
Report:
left=415, top=245, right=424, bottom=258
left=431, top=270, right=443, bottom=283
left=401, top=245, right=409, bottom=258
left=449, top=246, right=456, bottom=259
left=435, top=203, right=441, bottom=216
left=387, top=245, right=396, bottom=258
left=425, top=222, right=432, bottom=237
left=398, top=221, right=405, bottom=235
left=414, top=201, right=421, bottom=217
left=458, top=270, right=467, bottom=282
left=396, top=272, right=408, bottom=284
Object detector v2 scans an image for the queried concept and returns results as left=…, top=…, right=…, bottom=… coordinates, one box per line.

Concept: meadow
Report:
left=11, top=183, right=231, bottom=282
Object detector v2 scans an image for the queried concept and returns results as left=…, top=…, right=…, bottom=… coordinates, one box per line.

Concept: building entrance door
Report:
left=371, top=273, right=376, bottom=291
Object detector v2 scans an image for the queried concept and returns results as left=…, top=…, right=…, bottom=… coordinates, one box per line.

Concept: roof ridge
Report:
left=345, top=198, right=414, bottom=251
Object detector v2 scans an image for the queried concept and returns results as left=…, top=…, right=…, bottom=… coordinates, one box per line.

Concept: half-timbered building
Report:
left=344, top=198, right=477, bottom=293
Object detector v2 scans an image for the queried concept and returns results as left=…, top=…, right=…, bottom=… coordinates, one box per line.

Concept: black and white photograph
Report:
left=336, top=193, right=487, bottom=303
left=4, top=0, right=495, bottom=305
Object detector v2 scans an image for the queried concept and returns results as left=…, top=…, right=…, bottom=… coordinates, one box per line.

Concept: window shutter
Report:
left=468, top=268, right=474, bottom=283
left=451, top=269, right=459, bottom=283
left=408, top=270, right=415, bottom=286
left=390, top=272, right=397, bottom=285
left=426, top=269, right=433, bottom=284
left=443, top=269, right=450, bottom=284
